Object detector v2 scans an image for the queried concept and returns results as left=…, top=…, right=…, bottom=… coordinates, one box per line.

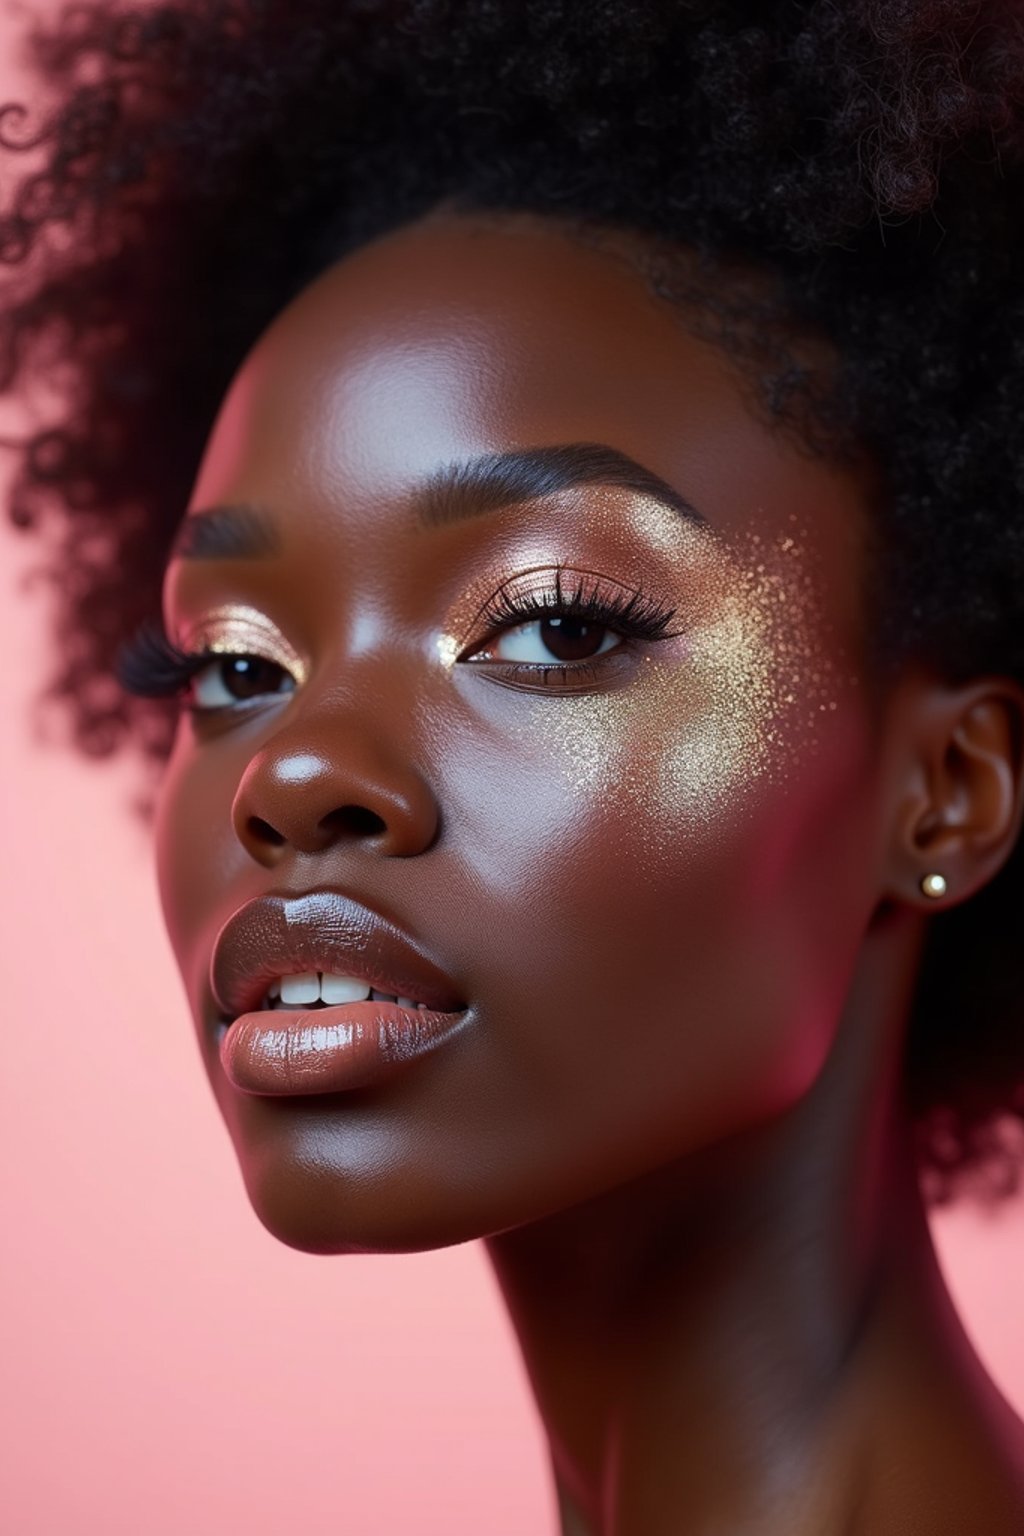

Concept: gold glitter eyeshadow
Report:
left=440, top=486, right=706, bottom=655
left=177, top=603, right=309, bottom=686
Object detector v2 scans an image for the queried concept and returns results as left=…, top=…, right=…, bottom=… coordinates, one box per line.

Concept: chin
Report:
left=232, top=1146, right=503, bottom=1257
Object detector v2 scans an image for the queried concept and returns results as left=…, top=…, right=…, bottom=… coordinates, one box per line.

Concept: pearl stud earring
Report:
left=920, top=872, right=948, bottom=898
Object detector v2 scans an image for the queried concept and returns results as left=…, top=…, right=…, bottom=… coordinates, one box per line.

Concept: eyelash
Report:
left=463, top=567, right=679, bottom=686
left=113, top=618, right=223, bottom=701
left=114, top=569, right=680, bottom=708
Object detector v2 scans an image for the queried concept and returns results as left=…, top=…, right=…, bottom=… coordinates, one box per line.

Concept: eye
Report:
left=468, top=615, right=624, bottom=665
left=189, top=653, right=298, bottom=710
left=114, top=615, right=307, bottom=712
left=456, top=566, right=681, bottom=686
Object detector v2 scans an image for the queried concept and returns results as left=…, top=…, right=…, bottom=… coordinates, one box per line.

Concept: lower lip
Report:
left=217, top=1000, right=470, bottom=1096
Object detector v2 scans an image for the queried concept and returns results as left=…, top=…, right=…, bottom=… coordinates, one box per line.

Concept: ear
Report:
left=885, top=672, right=1024, bottom=910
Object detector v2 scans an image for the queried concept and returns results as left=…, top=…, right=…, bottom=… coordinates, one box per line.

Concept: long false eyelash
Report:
left=477, top=567, right=680, bottom=642
left=114, top=617, right=217, bottom=699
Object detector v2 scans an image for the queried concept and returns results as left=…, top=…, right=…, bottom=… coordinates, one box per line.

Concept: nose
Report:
left=230, top=720, right=441, bottom=863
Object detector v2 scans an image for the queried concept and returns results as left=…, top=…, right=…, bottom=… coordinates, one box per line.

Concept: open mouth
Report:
left=213, top=975, right=470, bottom=1058
left=260, top=978, right=435, bottom=1012
left=223, top=972, right=469, bottom=1021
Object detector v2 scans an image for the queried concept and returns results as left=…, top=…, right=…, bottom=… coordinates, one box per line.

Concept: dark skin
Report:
left=156, top=210, right=1024, bottom=1534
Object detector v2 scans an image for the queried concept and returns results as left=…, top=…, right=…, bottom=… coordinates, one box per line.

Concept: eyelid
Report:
left=454, top=564, right=683, bottom=653
left=463, top=565, right=640, bottom=629
left=177, top=604, right=309, bottom=685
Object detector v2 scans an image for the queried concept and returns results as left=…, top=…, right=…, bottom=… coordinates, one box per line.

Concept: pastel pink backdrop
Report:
left=1, top=9, right=1023, bottom=1533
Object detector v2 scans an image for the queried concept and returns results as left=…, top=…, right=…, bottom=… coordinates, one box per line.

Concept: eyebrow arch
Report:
left=169, top=442, right=708, bottom=563
left=417, top=443, right=708, bottom=530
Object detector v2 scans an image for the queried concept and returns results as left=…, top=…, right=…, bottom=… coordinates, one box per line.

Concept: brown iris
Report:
left=538, top=616, right=611, bottom=662
left=203, top=655, right=292, bottom=703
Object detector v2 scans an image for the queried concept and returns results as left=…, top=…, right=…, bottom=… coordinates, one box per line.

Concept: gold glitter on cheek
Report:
left=504, top=522, right=858, bottom=855
left=176, top=603, right=309, bottom=686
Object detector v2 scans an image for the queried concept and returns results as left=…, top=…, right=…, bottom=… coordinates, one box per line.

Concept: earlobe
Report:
left=897, top=682, right=1024, bottom=910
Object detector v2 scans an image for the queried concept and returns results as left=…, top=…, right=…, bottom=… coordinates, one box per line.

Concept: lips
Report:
left=210, top=889, right=467, bottom=1023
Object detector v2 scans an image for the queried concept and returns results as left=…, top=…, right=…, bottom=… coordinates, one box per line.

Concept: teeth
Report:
left=321, top=973, right=373, bottom=1005
left=261, top=973, right=423, bottom=1009
left=279, top=972, right=321, bottom=1005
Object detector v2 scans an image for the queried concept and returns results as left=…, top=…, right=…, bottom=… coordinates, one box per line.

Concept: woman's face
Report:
left=157, top=210, right=885, bottom=1253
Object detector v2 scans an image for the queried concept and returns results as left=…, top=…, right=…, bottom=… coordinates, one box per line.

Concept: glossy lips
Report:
left=210, top=890, right=469, bottom=1095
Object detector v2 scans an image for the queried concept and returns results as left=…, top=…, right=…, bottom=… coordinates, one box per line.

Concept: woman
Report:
left=4, top=0, right=1024, bottom=1529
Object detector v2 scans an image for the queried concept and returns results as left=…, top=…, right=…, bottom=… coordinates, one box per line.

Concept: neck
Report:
left=484, top=903, right=1024, bottom=1534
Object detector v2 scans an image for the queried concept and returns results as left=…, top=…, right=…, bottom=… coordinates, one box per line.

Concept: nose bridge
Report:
left=230, top=649, right=440, bottom=859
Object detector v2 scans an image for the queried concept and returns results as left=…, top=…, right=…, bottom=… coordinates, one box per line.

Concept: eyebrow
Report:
left=169, top=501, right=282, bottom=562
left=169, top=442, right=707, bottom=561
left=417, top=443, right=708, bottom=530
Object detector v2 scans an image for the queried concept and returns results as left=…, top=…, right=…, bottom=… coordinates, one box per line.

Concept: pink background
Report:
left=1, top=9, right=1023, bottom=1532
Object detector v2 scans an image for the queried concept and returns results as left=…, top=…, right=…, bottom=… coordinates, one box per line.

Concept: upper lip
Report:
left=210, top=890, right=466, bottom=1020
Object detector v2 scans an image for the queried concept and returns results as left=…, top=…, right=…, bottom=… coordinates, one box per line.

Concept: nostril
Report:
left=321, top=804, right=387, bottom=837
left=247, top=815, right=285, bottom=847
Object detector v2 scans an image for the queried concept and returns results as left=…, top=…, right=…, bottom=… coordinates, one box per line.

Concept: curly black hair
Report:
left=3, top=0, right=1024, bottom=1206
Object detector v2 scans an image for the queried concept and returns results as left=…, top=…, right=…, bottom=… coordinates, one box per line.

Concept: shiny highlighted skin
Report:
left=218, top=999, right=472, bottom=1095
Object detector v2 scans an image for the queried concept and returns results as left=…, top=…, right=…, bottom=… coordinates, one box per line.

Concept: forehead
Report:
left=184, top=211, right=869, bottom=631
